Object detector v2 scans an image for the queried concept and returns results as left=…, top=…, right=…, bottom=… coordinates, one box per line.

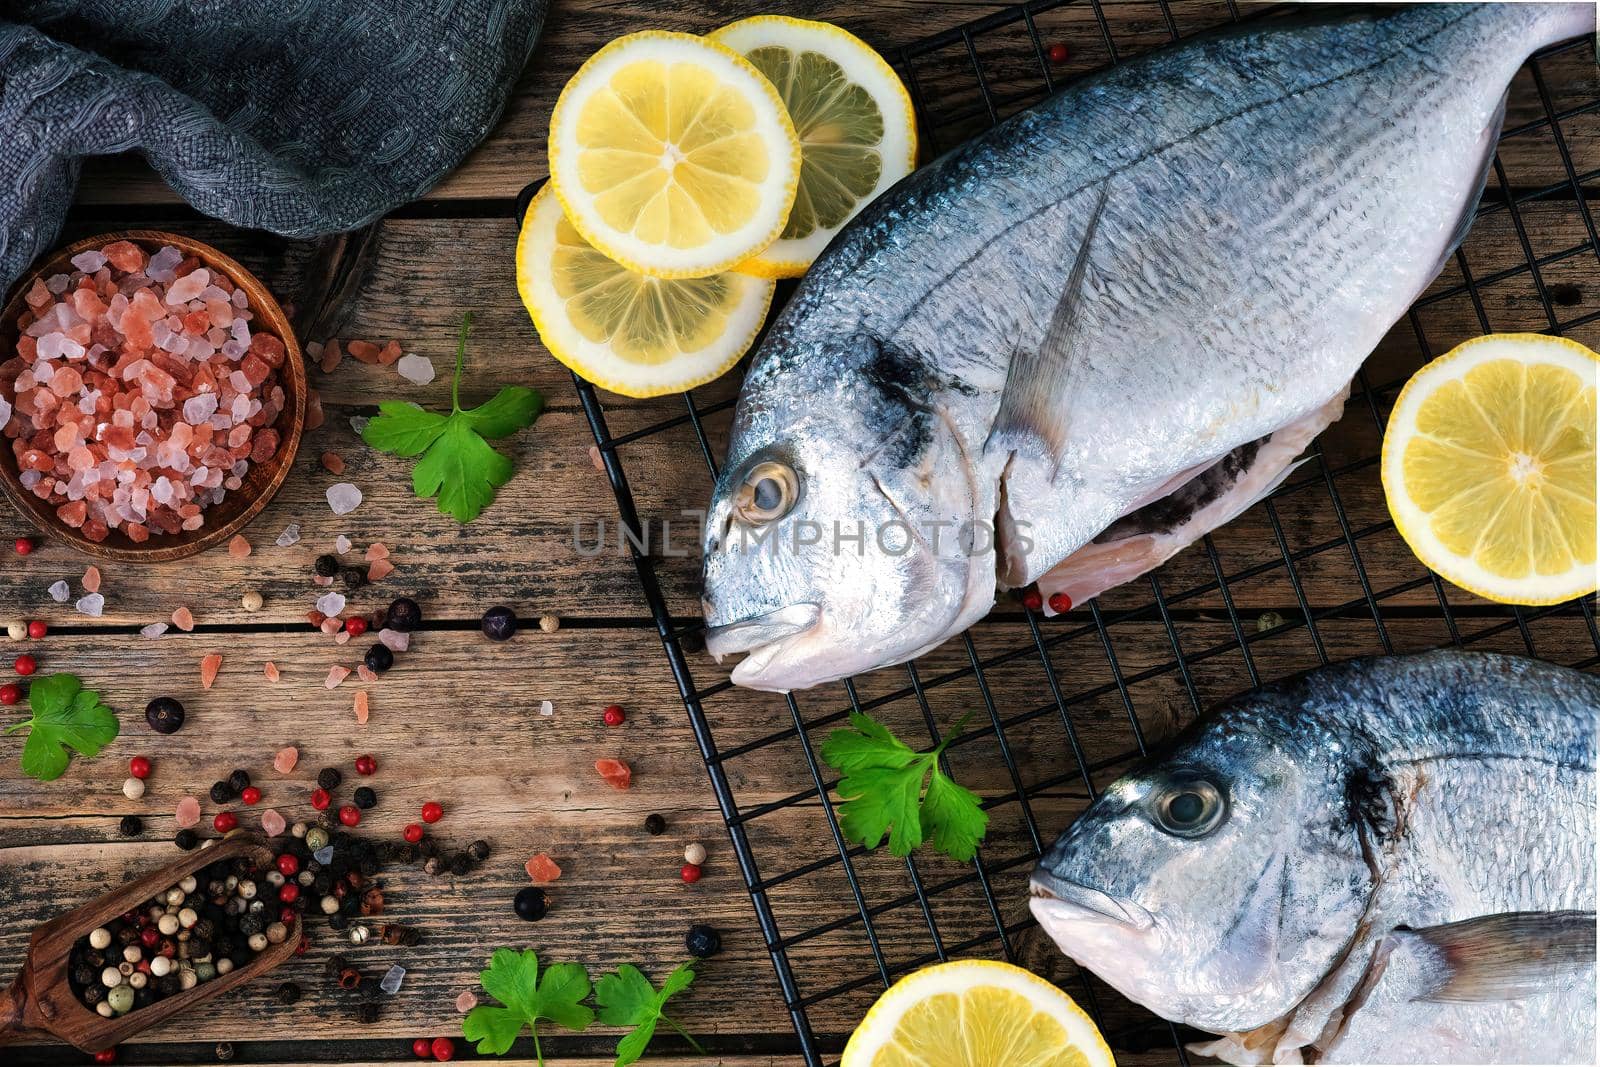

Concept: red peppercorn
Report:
left=0, top=683, right=19, bottom=706
left=279, top=883, right=300, bottom=905
left=277, top=853, right=300, bottom=877
left=135, top=959, right=151, bottom=975
left=681, top=863, right=703, bottom=883
left=345, top=616, right=368, bottom=637
left=14, top=654, right=37, bottom=676
left=94, top=1049, right=116, bottom=1064
left=14, top=537, right=34, bottom=556
left=1047, top=592, right=1073, bottom=614
left=354, top=754, right=377, bottom=776
left=431, top=1037, right=456, bottom=1062
left=338, top=804, right=361, bottom=827
left=1048, top=41, right=1069, bottom=63
left=139, top=927, right=159, bottom=948
left=603, top=704, right=625, bottom=726
left=241, top=786, right=262, bottom=805
left=26, top=620, right=46, bottom=640
left=1021, top=588, right=1043, bottom=611
left=420, top=801, right=443, bottom=824
left=403, top=823, right=424, bottom=843
left=129, top=755, right=152, bottom=779
left=159, top=939, right=176, bottom=958
left=412, top=1039, right=433, bottom=1059
left=310, top=787, right=332, bottom=811
left=213, top=811, right=238, bottom=833
left=280, top=907, right=297, bottom=927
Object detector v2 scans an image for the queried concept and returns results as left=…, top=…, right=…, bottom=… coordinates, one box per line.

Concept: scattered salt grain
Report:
left=589, top=445, right=604, bottom=471
left=273, top=746, right=298, bottom=774
left=396, top=354, right=435, bottom=385
left=367, top=558, right=394, bottom=582
left=320, top=618, right=342, bottom=635
left=82, top=565, right=101, bottom=593
left=316, top=591, right=346, bottom=617
left=227, top=534, right=251, bottom=559
left=171, top=605, right=194, bottom=631
left=260, top=809, right=286, bottom=837
left=275, top=523, right=302, bottom=547
left=325, top=665, right=350, bottom=689
left=354, top=690, right=369, bottom=725
left=75, top=593, right=105, bottom=617
left=380, top=964, right=406, bottom=995
left=356, top=665, right=378, bottom=683
left=377, top=628, right=409, bottom=653
left=455, top=991, right=478, bottom=1014
left=174, top=796, right=202, bottom=828
left=321, top=452, right=345, bottom=475
left=264, top=661, right=281, bottom=682
left=200, top=653, right=222, bottom=689
left=48, top=580, right=70, bottom=602
left=313, top=574, right=334, bottom=587
left=335, top=534, right=352, bottom=554
left=327, top=483, right=362, bottom=515
left=313, top=845, right=335, bottom=865
left=539, top=699, right=554, bottom=717
left=525, top=853, right=561, bottom=883
left=141, top=622, right=169, bottom=639
left=365, top=543, right=389, bottom=561
left=348, top=415, right=369, bottom=435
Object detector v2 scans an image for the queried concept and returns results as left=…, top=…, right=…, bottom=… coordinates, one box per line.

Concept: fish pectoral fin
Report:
left=984, top=183, right=1110, bottom=468
left=1393, top=910, right=1597, bottom=1003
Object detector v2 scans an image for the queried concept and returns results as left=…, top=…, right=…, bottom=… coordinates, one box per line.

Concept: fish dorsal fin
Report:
left=985, top=184, right=1110, bottom=469
left=1394, top=910, right=1597, bottom=1003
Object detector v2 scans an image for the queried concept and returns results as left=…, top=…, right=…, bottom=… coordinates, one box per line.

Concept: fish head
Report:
left=1030, top=721, right=1378, bottom=1033
left=702, top=337, right=993, bottom=691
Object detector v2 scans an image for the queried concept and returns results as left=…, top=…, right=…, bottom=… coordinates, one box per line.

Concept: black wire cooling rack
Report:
left=563, top=2, right=1600, bottom=1063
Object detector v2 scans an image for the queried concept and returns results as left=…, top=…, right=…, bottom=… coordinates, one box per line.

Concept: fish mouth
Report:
left=1029, top=873, right=1154, bottom=931
left=703, top=603, right=822, bottom=660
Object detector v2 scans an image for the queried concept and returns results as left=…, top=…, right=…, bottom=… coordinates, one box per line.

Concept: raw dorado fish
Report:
left=699, top=3, right=1596, bottom=692
left=1031, top=650, right=1598, bottom=1065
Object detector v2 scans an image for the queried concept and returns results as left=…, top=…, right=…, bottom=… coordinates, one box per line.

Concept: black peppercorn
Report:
left=678, top=628, right=706, bottom=655
left=82, top=984, right=105, bottom=1005
left=275, top=981, right=302, bottom=1005
left=467, top=839, right=491, bottom=861
left=355, top=1001, right=379, bottom=1024
left=215, top=1040, right=234, bottom=1061
left=175, top=829, right=199, bottom=850
left=145, top=696, right=185, bottom=734
left=352, top=786, right=376, bottom=809
left=418, top=837, right=441, bottom=860
left=72, top=963, right=96, bottom=987
left=329, top=913, right=349, bottom=931
left=210, top=780, right=235, bottom=804
left=1551, top=283, right=1583, bottom=307
left=227, top=769, right=251, bottom=793
left=363, top=643, right=394, bottom=674
left=685, top=923, right=722, bottom=958
left=119, top=814, right=144, bottom=837
left=450, top=852, right=472, bottom=876
left=513, top=886, right=548, bottom=921
left=157, top=975, right=181, bottom=997
left=481, top=605, right=517, bottom=641
left=134, top=986, right=154, bottom=1009
left=317, top=767, right=342, bottom=791
left=644, top=813, right=666, bottom=835
left=324, top=954, right=348, bottom=979
left=314, top=554, right=339, bottom=577
left=385, top=596, right=421, bottom=632
left=340, top=566, right=367, bottom=590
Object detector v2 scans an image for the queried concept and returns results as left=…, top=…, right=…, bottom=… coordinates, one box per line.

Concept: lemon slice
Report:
left=548, top=30, right=800, bottom=280
left=711, top=15, right=918, bottom=278
left=1382, top=332, right=1597, bottom=605
left=841, top=960, right=1115, bottom=1067
left=516, top=184, right=775, bottom=398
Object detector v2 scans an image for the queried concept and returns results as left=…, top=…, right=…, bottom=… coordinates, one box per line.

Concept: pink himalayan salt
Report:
left=335, top=534, right=352, bottom=554
left=325, top=665, right=350, bottom=689
left=174, top=796, right=201, bottom=828
left=589, top=445, right=604, bottom=471
left=367, top=558, right=394, bottom=582
left=171, top=605, right=195, bottom=631
left=377, top=628, right=409, bottom=653
left=227, top=534, right=251, bottom=558
left=354, top=690, right=369, bottom=725
left=364, top=542, right=389, bottom=561
left=334, top=631, right=351, bottom=646
left=264, top=661, right=281, bottom=682
left=317, top=339, right=342, bottom=374
left=82, top=565, right=101, bottom=593
left=200, top=653, right=222, bottom=689
left=273, top=746, right=298, bottom=774
left=260, top=808, right=286, bottom=837
left=319, top=618, right=341, bottom=635
left=455, top=991, right=478, bottom=1014
left=356, top=665, right=378, bottom=683
left=525, top=853, right=561, bottom=883
left=321, top=451, right=344, bottom=474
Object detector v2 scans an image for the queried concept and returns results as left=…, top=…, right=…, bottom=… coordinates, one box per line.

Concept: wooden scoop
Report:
left=0, top=833, right=298, bottom=1053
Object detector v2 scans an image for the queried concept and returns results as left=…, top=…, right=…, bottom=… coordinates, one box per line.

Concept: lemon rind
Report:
left=1381, top=332, right=1599, bottom=606
left=548, top=30, right=802, bottom=281
left=516, top=186, right=774, bottom=399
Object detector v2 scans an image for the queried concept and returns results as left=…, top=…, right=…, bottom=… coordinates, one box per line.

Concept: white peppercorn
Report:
left=122, top=776, right=146, bottom=800
left=89, top=928, right=111, bottom=950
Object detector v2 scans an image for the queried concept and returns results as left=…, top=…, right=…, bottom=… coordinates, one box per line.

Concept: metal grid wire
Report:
left=566, top=3, right=1600, bottom=1063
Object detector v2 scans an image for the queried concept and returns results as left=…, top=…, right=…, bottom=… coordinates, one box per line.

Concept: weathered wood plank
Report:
left=67, top=1, right=1600, bottom=207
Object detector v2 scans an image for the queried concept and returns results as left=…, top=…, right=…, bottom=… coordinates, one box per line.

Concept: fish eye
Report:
left=733, top=460, right=800, bottom=525
left=1152, top=778, right=1225, bottom=838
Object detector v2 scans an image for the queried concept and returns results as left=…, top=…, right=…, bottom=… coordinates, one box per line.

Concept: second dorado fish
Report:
left=701, top=3, right=1595, bottom=691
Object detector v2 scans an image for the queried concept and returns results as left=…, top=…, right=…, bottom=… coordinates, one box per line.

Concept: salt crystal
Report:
left=396, top=354, right=435, bottom=385
left=199, top=652, right=222, bottom=689
left=44, top=273, right=69, bottom=295
left=75, top=593, right=104, bottom=617
left=183, top=393, right=218, bottom=422
left=354, top=690, right=369, bottom=724
left=82, top=566, right=100, bottom=593
left=455, top=990, right=478, bottom=1013
left=335, top=631, right=351, bottom=646
left=326, top=483, right=362, bottom=515
left=378, top=628, right=410, bottom=653
left=365, top=543, right=389, bottom=561
left=367, top=559, right=394, bottom=582
left=356, top=665, right=378, bottom=683
left=316, top=591, right=346, bottom=616
left=231, top=288, right=248, bottom=308
left=0, top=396, right=10, bottom=425
left=525, top=853, right=562, bottom=883
left=227, top=534, right=251, bottom=559
left=349, top=416, right=369, bottom=435
left=48, top=580, right=69, bottom=602
left=380, top=964, right=405, bottom=995
left=260, top=808, right=287, bottom=837
left=174, top=796, right=202, bottom=828
left=313, top=575, right=333, bottom=587
left=335, top=534, right=352, bottom=554
left=273, top=746, right=298, bottom=773
left=165, top=269, right=208, bottom=304
left=146, top=246, right=182, bottom=283
left=263, top=662, right=280, bottom=683
left=140, top=622, right=169, bottom=639
left=539, top=699, right=554, bottom=717
left=313, top=845, right=335, bottom=865
left=325, top=665, right=350, bottom=689
left=275, top=523, right=301, bottom=547
left=171, top=605, right=194, bottom=631
left=320, top=618, right=342, bottom=635
left=70, top=250, right=107, bottom=273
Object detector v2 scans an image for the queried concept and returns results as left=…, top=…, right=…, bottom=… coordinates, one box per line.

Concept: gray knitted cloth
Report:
left=0, top=0, right=548, bottom=292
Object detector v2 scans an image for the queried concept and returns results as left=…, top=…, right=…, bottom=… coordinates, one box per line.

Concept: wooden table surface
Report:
left=3, top=1, right=1597, bottom=1065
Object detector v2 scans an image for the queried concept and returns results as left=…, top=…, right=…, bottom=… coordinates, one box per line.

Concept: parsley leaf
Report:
left=462, top=948, right=592, bottom=1063
left=3, top=673, right=118, bottom=782
left=820, top=712, right=988, bottom=862
left=595, top=961, right=703, bottom=1066
left=362, top=313, right=542, bottom=523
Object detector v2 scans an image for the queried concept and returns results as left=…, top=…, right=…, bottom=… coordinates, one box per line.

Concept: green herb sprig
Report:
left=462, top=948, right=592, bottom=1062
left=3, top=673, right=118, bottom=781
left=596, top=961, right=703, bottom=1065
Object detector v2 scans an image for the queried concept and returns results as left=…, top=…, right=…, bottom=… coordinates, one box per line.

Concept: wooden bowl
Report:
left=0, top=230, right=306, bottom=562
